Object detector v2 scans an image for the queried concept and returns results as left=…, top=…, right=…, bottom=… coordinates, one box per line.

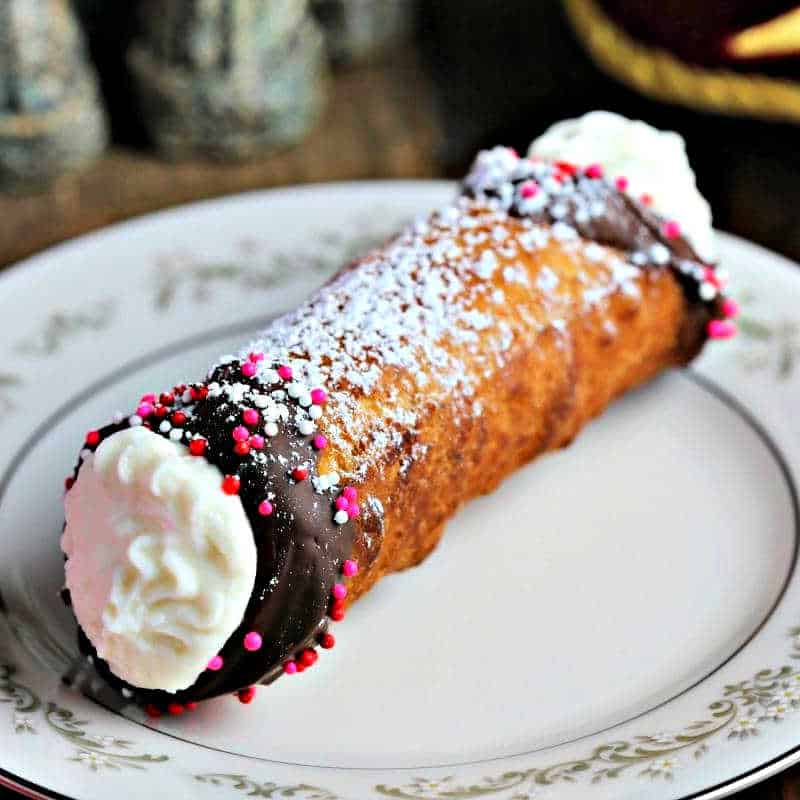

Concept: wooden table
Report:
left=0, top=50, right=798, bottom=800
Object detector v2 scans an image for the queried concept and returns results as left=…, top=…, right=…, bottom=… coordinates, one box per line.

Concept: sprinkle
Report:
left=708, top=319, right=737, bottom=340
left=237, top=686, right=256, bottom=704
left=169, top=429, right=184, bottom=441
left=297, top=419, right=315, bottom=436
left=662, top=220, right=681, bottom=239
left=342, top=486, right=358, bottom=501
left=137, top=402, right=154, bottom=418
left=167, top=703, right=184, bottom=716
left=640, top=193, right=653, bottom=206
left=264, top=422, right=279, bottom=437
left=335, top=496, right=349, bottom=511
left=234, top=441, right=251, bottom=456
left=348, top=503, right=361, bottom=518
left=649, top=244, right=671, bottom=265
left=292, top=466, right=309, bottom=481
left=277, top=365, right=293, bottom=381
left=244, top=632, right=263, bottom=652
left=241, top=361, right=257, bottom=378
left=232, top=425, right=250, bottom=442
left=309, top=405, right=323, bottom=420
left=519, top=180, right=539, bottom=198
left=329, top=600, right=345, bottom=621
left=320, top=633, right=336, bottom=649
left=310, top=388, right=327, bottom=405
left=327, top=472, right=340, bottom=486
left=722, top=298, right=740, bottom=318
left=144, top=704, right=162, bottom=719
left=334, top=509, right=349, bottom=525
left=313, top=434, right=328, bottom=450
left=171, top=411, right=187, bottom=426
left=258, top=500, right=274, bottom=516
left=159, top=393, right=174, bottom=406
left=207, top=655, right=224, bottom=671
left=283, top=661, right=297, bottom=675
left=298, top=392, right=313, bottom=408
left=287, top=382, right=305, bottom=399
left=140, top=393, right=157, bottom=404
left=554, top=160, right=577, bottom=176
left=332, top=583, right=347, bottom=600
left=189, top=437, right=207, bottom=456
left=699, top=282, right=717, bottom=301
left=222, top=475, right=241, bottom=495
left=249, top=434, right=265, bottom=450
left=85, top=430, right=101, bottom=446
left=159, top=420, right=172, bottom=433
left=584, top=163, right=604, bottom=179
left=299, top=648, right=318, bottom=667
left=128, top=415, right=143, bottom=427
left=248, top=351, right=264, bottom=362
left=342, top=559, right=359, bottom=577
left=242, top=408, right=260, bottom=426
left=185, top=702, right=198, bottom=712
left=615, top=176, right=629, bottom=191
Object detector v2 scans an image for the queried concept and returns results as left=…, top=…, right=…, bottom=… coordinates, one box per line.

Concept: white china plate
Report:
left=0, top=182, right=798, bottom=800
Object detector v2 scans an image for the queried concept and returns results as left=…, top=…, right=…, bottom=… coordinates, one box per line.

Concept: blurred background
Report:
left=2, top=0, right=800, bottom=268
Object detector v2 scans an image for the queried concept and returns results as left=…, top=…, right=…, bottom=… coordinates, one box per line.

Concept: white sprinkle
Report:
left=182, top=390, right=192, bottom=404
left=128, top=415, right=142, bottom=427
left=584, top=243, right=605, bottom=262
left=326, top=472, right=340, bottom=486
left=308, top=405, right=322, bottom=420
left=297, top=419, right=315, bottom=436
left=287, top=382, right=305, bottom=399
left=159, top=420, right=172, bottom=433
left=169, top=429, right=184, bottom=441
left=551, top=222, right=578, bottom=241
left=649, top=243, right=671, bottom=265
left=334, top=510, right=349, bottom=525
left=80, top=448, right=92, bottom=460
left=253, top=394, right=269, bottom=408
left=112, top=411, right=124, bottom=424
left=298, top=392, right=313, bottom=408
left=474, top=249, right=498, bottom=278
left=699, top=282, right=717, bottom=301
left=631, top=251, right=648, bottom=266
left=264, top=422, right=279, bottom=437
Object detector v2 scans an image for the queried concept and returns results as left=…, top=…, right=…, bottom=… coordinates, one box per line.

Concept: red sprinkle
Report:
left=615, top=176, right=629, bottom=191
left=144, top=704, right=162, bottom=719
left=241, top=362, right=257, bottom=378
left=708, top=319, right=737, bottom=340
left=234, top=441, right=251, bottom=456
left=300, top=648, right=318, bottom=667
left=320, top=633, right=336, bottom=649
left=640, top=193, right=653, bottom=206
left=519, top=180, right=539, bottom=199
left=85, top=430, right=101, bottom=446
left=722, top=298, right=740, bottom=319
left=154, top=405, right=168, bottom=418
left=171, top=411, right=187, bottom=426
left=159, top=393, right=174, bottom=406
left=242, top=408, right=260, bottom=426
left=248, top=351, right=264, bottom=363
left=185, top=702, right=198, bottom=712
left=277, top=365, right=293, bottom=381
left=189, top=438, right=207, bottom=457
left=167, top=703, right=184, bottom=716
left=329, top=600, right=345, bottom=621
left=222, top=475, right=241, bottom=495
left=662, top=220, right=681, bottom=239
left=237, top=686, right=256, bottom=704
left=584, top=163, right=604, bottom=179
left=555, top=160, right=577, bottom=176
left=292, top=466, right=309, bottom=482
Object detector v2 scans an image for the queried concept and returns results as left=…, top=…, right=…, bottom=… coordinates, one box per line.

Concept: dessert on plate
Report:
left=60, top=111, right=738, bottom=715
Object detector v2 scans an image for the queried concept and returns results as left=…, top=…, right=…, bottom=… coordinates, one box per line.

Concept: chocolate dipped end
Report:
left=67, top=361, right=356, bottom=708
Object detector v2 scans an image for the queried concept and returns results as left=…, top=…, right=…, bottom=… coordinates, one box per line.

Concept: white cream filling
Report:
left=62, top=427, right=256, bottom=692
left=529, top=110, right=714, bottom=261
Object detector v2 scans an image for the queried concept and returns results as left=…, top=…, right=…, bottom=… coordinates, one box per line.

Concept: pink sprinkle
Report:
left=137, top=402, right=154, bottom=418
left=335, top=496, right=350, bottom=511
left=277, top=365, right=293, bottom=381
left=662, top=220, right=681, bottom=239
left=283, top=661, right=297, bottom=675
left=342, top=486, right=357, bottom=502
left=258, top=500, right=273, bottom=516
left=242, top=408, right=260, bottom=426
left=585, top=163, right=604, bottom=179
left=615, top=176, right=629, bottom=191
left=249, top=434, right=265, bottom=450
left=207, top=655, right=224, bottom=671
left=708, top=319, right=737, bottom=340
left=310, top=388, right=327, bottom=405
left=507, top=147, right=518, bottom=158
left=248, top=351, right=264, bottom=363
left=347, top=503, right=360, bottom=519
left=519, top=181, right=538, bottom=199
left=342, top=559, right=359, bottom=577
left=140, top=393, right=156, bottom=404
left=722, top=298, right=740, bottom=319
left=704, top=267, right=719, bottom=287
left=232, top=425, right=249, bottom=442
left=244, top=632, right=263, bottom=652
left=241, top=361, right=257, bottom=378
left=313, top=434, right=328, bottom=450
left=332, top=583, right=347, bottom=600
